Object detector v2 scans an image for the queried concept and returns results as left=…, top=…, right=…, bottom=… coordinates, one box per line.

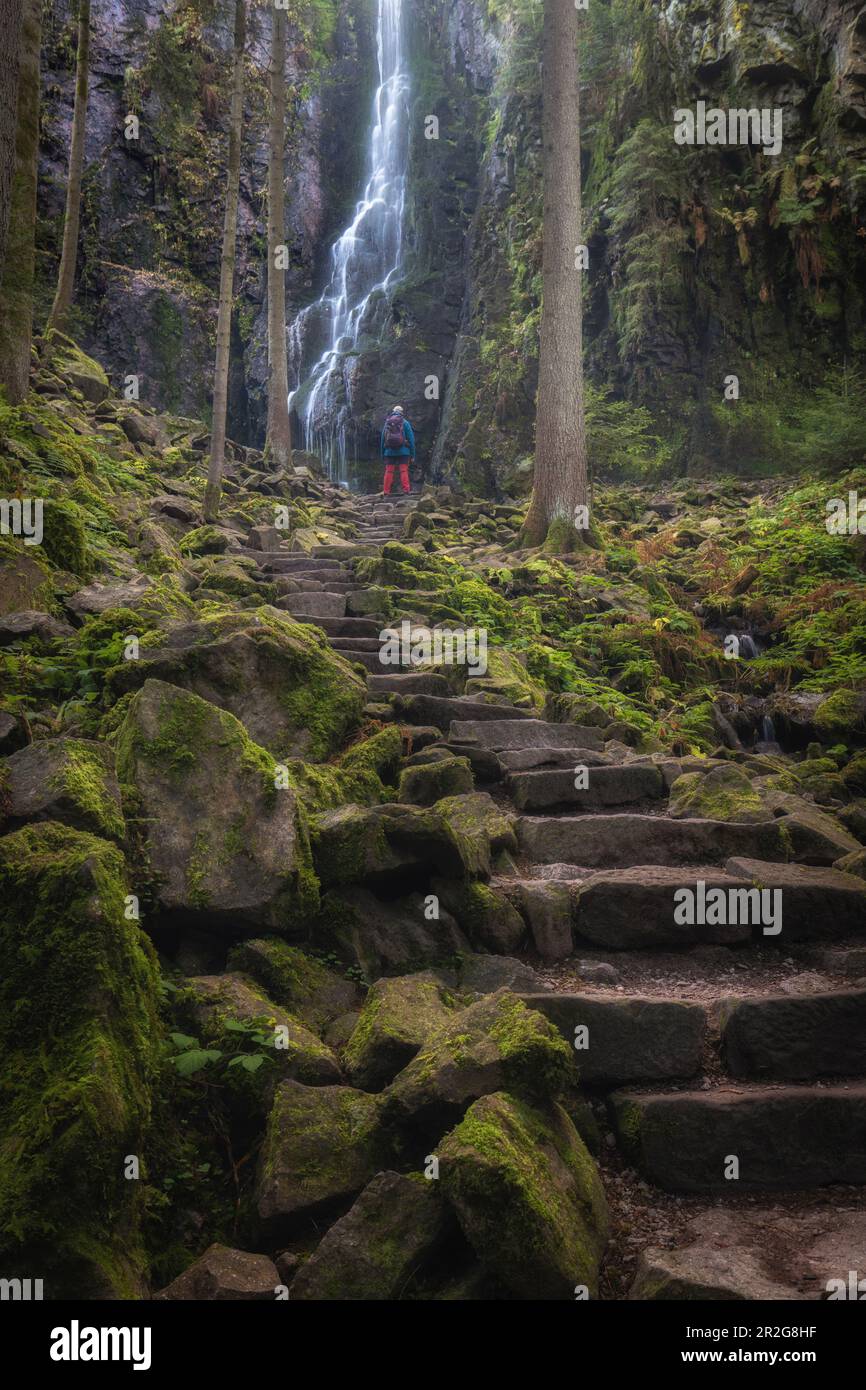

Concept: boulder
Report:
left=155, top=1244, right=279, bottom=1301
left=255, top=1081, right=388, bottom=1237
left=226, top=938, right=361, bottom=1032
left=504, top=880, right=575, bottom=962
left=188, top=973, right=341, bottom=1086
left=383, top=990, right=575, bottom=1133
left=0, top=823, right=161, bottom=1296
left=312, top=801, right=484, bottom=889
left=0, top=610, right=73, bottom=646
left=320, top=887, right=469, bottom=981
left=432, top=878, right=526, bottom=954
left=343, top=973, right=458, bottom=1090
left=290, top=1172, right=451, bottom=1300
left=434, top=792, right=518, bottom=878
left=66, top=574, right=154, bottom=618
left=440, top=1092, right=609, bottom=1299
left=630, top=1246, right=799, bottom=1301
left=106, top=608, right=365, bottom=760
left=2, top=738, right=124, bottom=840
left=668, top=764, right=772, bottom=823
left=398, top=756, right=474, bottom=806
left=458, top=954, right=547, bottom=995
left=116, top=680, right=316, bottom=932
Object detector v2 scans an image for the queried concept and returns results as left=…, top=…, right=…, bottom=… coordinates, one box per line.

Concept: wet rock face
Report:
left=39, top=0, right=376, bottom=433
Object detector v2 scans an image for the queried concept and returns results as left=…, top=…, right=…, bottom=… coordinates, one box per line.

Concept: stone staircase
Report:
left=235, top=487, right=866, bottom=1286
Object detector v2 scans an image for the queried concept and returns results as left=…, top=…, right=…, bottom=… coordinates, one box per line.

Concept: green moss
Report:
left=52, top=738, right=126, bottom=841
left=815, top=690, right=865, bottom=740
left=0, top=822, right=162, bottom=1296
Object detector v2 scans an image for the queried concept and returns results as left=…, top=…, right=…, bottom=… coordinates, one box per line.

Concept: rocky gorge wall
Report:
left=35, top=0, right=866, bottom=490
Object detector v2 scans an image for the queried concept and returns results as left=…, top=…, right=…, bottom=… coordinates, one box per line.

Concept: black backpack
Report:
left=384, top=413, right=405, bottom=450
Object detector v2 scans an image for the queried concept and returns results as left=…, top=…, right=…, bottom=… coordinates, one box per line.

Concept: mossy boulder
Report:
left=433, top=792, right=518, bottom=878
left=0, top=543, right=53, bottom=615
left=343, top=973, right=458, bottom=1090
left=398, top=755, right=474, bottom=806
left=226, top=938, right=361, bottom=1033
left=255, top=1080, right=390, bottom=1238
left=841, top=753, right=866, bottom=797
left=286, top=725, right=402, bottom=814
left=668, top=764, right=771, bottom=823
left=439, top=1092, right=609, bottom=1299
left=383, top=989, right=576, bottom=1134
left=179, top=525, right=230, bottom=557
left=813, top=691, right=866, bottom=742
left=2, top=737, right=124, bottom=840
left=106, top=607, right=365, bottom=761
left=312, top=800, right=487, bottom=890
left=116, top=679, right=317, bottom=932
left=46, top=331, right=111, bottom=403
left=318, top=886, right=469, bottom=982
left=0, top=823, right=162, bottom=1296
left=433, top=878, right=526, bottom=954
left=187, top=973, right=342, bottom=1089
left=290, top=1171, right=452, bottom=1300
left=464, top=646, right=546, bottom=710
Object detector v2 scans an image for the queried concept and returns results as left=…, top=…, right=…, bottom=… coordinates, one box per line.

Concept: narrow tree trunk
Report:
left=204, top=0, right=247, bottom=523
left=0, top=0, right=24, bottom=284
left=0, top=0, right=40, bottom=402
left=522, top=0, right=588, bottom=551
left=47, top=0, right=91, bottom=334
left=265, top=6, right=293, bottom=472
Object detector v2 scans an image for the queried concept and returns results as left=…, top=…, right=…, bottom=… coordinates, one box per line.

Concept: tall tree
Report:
left=47, top=0, right=91, bottom=333
left=0, top=0, right=40, bottom=402
left=521, top=0, right=589, bottom=551
left=204, top=0, right=247, bottom=523
left=0, top=0, right=24, bottom=283
left=264, top=3, right=293, bottom=471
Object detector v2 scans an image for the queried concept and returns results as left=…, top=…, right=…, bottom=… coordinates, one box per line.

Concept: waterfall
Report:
left=288, top=0, right=410, bottom=486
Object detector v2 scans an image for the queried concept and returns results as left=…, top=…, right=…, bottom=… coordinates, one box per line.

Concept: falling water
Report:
left=288, top=0, right=410, bottom=485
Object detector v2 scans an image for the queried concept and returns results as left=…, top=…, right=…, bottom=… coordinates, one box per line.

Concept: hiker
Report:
left=381, top=405, right=415, bottom=495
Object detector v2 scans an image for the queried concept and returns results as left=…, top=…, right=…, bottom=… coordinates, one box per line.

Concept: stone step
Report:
left=337, top=649, right=413, bottom=674
left=572, top=860, right=866, bottom=950
left=519, top=992, right=707, bottom=1087
left=718, top=989, right=866, bottom=1081
left=274, top=567, right=350, bottom=583
left=311, top=544, right=380, bottom=560
left=518, top=813, right=798, bottom=870
left=609, top=1082, right=866, bottom=1191
left=296, top=616, right=382, bottom=637
left=328, top=637, right=385, bottom=653
left=394, top=694, right=536, bottom=731
left=509, top=764, right=666, bottom=813
left=276, top=592, right=347, bottom=618
left=449, top=718, right=603, bottom=751
left=498, top=747, right=614, bottom=772
left=249, top=553, right=351, bottom=570
left=366, top=672, right=452, bottom=697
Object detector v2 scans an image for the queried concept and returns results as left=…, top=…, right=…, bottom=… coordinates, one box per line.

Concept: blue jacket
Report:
left=381, top=417, right=415, bottom=458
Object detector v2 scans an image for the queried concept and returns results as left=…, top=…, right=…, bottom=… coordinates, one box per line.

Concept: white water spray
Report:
left=288, top=0, right=410, bottom=484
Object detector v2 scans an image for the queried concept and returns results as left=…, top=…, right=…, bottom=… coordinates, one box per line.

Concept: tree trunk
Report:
left=203, top=0, right=247, bottom=523
left=0, top=0, right=24, bottom=284
left=265, top=6, right=293, bottom=472
left=0, top=0, right=39, bottom=402
left=521, top=0, right=589, bottom=551
left=47, top=0, right=91, bottom=334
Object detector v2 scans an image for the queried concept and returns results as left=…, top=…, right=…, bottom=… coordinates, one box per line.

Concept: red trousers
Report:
left=383, top=460, right=410, bottom=494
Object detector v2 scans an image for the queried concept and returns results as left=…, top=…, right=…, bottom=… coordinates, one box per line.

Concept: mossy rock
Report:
left=383, top=989, right=576, bottom=1134
left=433, top=792, right=518, bottom=878
left=115, top=679, right=318, bottom=931
left=226, top=938, right=361, bottom=1034
left=255, top=1080, right=391, bottom=1238
left=179, top=525, right=229, bottom=557
left=343, top=973, right=458, bottom=1091
left=0, top=822, right=162, bottom=1296
left=841, top=752, right=866, bottom=797
left=287, top=725, right=402, bottom=814
left=433, top=877, right=526, bottom=954
left=398, top=755, right=474, bottom=806
left=187, top=972, right=341, bottom=1092
left=668, top=764, right=771, bottom=824
left=105, top=607, right=365, bottom=761
left=814, top=691, right=866, bottom=742
left=2, top=737, right=125, bottom=840
left=439, top=1091, right=609, bottom=1299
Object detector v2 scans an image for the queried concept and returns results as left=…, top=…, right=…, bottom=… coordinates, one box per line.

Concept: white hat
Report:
left=392, top=405, right=404, bottom=413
